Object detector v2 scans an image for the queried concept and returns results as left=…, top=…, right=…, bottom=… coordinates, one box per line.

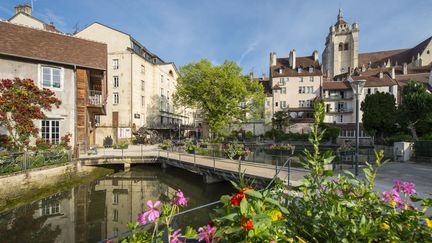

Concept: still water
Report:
left=0, top=165, right=234, bottom=243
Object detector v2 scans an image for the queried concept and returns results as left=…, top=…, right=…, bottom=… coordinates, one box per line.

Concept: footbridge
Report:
left=79, top=147, right=309, bottom=187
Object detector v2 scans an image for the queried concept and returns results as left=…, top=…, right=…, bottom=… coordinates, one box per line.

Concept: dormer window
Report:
left=278, top=68, right=283, bottom=74
left=308, top=67, right=314, bottom=73
left=298, top=67, right=303, bottom=73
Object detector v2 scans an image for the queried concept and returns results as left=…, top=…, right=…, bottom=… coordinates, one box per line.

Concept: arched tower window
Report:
left=338, top=43, right=343, bottom=51
left=344, top=43, right=349, bottom=50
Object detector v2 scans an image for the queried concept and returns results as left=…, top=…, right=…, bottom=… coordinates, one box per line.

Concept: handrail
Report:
left=97, top=154, right=296, bottom=243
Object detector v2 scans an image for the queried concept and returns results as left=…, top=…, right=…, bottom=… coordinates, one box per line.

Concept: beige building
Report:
left=268, top=50, right=323, bottom=133
left=75, top=23, right=195, bottom=145
left=0, top=17, right=107, bottom=153
left=8, top=4, right=59, bottom=32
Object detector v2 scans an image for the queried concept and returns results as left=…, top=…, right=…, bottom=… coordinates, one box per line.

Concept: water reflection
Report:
left=0, top=165, right=233, bottom=242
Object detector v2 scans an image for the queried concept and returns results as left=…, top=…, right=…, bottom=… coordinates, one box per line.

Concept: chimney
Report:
left=386, top=59, right=391, bottom=68
left=313, top=50, right=319, bottom=62
left=361, top=64, right=366, bottom=72
left=379, top=71, right=383, bottom=79
left=403, top=63, right=408, bottom=75
left=270, top=52, right=277, bottom=66
left=289, top=49, right=296, bottom=69
left=15, top=4, right=32, bottom=15
left=391, top=67, right=396, bottom=79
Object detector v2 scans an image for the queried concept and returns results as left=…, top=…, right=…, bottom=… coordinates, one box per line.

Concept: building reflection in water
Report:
left=0, top=166, right=233, bottom=242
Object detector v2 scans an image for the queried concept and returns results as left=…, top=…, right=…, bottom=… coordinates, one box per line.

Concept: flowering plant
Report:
left=224, top=142, right=250, bottom=160
left=269, top=143, right=295, bottom=151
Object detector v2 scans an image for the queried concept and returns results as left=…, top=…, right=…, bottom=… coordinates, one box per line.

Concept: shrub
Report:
left=384, top=133, right=414, bottom=145
left=224, top=143, right=249, bottom=160
left=245, top=131, right=254, bottom=139
left=269, top=143, right=295, bottom=151
left=159, top=140, right=172, bottom=150
left=103, top=136, right=114, bottom=147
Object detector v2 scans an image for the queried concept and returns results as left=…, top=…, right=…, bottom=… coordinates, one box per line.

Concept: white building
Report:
left=75, top=23, right=195, bottom=145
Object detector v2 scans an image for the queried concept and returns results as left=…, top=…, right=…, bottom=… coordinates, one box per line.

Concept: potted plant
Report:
left=224, top=143, right=250, bottom=160
left=268, top=143, right=295, bottom=155
left=159, top=140, right=172, bottom=150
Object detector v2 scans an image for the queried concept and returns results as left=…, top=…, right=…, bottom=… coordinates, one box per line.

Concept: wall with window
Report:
left=0, top=58, right=76, bottom=144
left=271, top=75, right=322, bottom=112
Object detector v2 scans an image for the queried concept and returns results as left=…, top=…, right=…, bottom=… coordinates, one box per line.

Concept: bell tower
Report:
left=322, top=9, right=359, bottom=78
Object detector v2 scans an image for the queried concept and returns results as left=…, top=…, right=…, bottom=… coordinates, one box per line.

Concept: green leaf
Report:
left=240, top=197, right=248, bottom=215
left=221, top=213, right=237, bottom=221
left=184, top=226, right=198, bottom=239
left=244, top=190, right=263, bottom=199
left=323, top=170, right=334, bottom=177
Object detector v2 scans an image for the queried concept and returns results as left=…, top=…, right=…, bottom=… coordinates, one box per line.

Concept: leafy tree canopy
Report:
left=173, top=59, right=264, bottom=136
left=272, top=111, right=290, bottom=130
left=399, top=81, right=432, bottom=140
left=361, top=91, right=397, bottom=141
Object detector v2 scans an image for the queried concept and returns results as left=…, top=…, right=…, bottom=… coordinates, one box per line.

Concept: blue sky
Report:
left=1, top=0, right=431, bottom=76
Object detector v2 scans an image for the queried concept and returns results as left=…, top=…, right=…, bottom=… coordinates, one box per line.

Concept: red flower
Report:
left=24, top=140, right=29, bottom=145
left=241, top=217, right=254, bottom=230
left=230, top=193, right=245, bottom=206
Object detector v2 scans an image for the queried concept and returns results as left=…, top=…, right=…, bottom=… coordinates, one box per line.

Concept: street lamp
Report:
left=349, top=78, right=366, bottom=177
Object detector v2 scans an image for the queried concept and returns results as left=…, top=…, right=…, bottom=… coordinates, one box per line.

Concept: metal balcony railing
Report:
left=88, top=90, right=103, bottom=106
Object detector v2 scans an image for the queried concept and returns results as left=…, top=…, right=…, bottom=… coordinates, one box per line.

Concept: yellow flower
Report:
left=426, top=218, right=432, bottom=229
left=269, top=209, right=283, bottom=221
left=296, top=236, right=307, bottom=243
left=286, top=237, right=294, bottom=243
left=389, top=200, right=397, bottom=207
left=380, top=223, right=390, bottom=230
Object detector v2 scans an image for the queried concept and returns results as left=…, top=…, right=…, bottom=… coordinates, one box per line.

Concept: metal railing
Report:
left=0, top=150, right=73, bottom=176
left=88, top=90, right=103, bottom=106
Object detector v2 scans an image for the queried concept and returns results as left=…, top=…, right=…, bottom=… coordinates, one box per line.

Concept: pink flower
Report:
left=170, top=228, right=183, bottom=243
left=146, top=200, right=161, bottom=222
left=137, top=200, right=161, bottom=225
left=393, top=180, right=416, bottom=196
left=198, top=224, right=216, bottom=243
left=173, top=190, right=189, bottom=206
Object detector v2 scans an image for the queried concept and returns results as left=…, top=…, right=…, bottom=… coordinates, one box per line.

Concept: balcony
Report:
left=87, top=90, right=106, bottom=115
left=327, top=108, right=353, bottom=114
left=323, top=95, right=353, bottom=101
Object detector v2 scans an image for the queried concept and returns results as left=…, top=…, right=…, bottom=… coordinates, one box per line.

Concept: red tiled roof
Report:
left=271, top=56, right=322, bottom=77
left=0, top=21, right=106, bottom=70
left=322, top=81, right=351, bottom=90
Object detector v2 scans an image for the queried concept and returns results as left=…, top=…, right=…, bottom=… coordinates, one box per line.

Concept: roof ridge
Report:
left=0, top=20, right=107, bottom=45
left=359, top=48, right=409, bottom=55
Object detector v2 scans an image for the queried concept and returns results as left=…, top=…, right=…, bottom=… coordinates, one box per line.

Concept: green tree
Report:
left=361, top=92, right=397, bottom=142
left=0, top=78, right=61, bottom=151
left=173, top=59, right=264, bottom=137
left=271, top=111, right=290, bottom=130
left=399, top=81, right=432, bottom=140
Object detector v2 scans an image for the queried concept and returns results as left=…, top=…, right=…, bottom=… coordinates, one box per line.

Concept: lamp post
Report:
left=349, top=79, right=366, bottom=177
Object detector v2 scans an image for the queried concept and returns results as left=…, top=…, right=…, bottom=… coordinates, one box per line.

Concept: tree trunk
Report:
left=408, top=122, right=419, bottom=141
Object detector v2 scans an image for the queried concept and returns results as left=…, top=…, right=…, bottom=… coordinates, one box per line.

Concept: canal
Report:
left=0, top=165, right=234, bottom=242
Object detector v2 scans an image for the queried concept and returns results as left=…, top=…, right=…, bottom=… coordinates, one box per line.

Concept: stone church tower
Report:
left=322, top=9, right=359, bottom=78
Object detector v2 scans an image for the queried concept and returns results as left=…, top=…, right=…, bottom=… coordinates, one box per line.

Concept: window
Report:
left=298, top=68, right=303, bottom=73
left=309, top=67, right=314, bottom=73
left=141, top=65, right=145, bottom=74
left=309, top=76, right=314, bottom=82
left=339, top=115, right=344, bottom=123
left=367, top=88, right=371, bottom=95
left=374, top=88, right=378, bottom=93
left=113, top=76, right=119, bottom=88
left=113, top=193, right=119, bottom=205
left=306, top=100, right=313, bottom=107
left=281, top=101, right=286, bottom=108
left=95, top=115, right=100, bottom=126
left=389, top=86, right=393, bottom=94
left=300, top=77, right=304, bottom=82
left=113, top=92, right=119, bottom=105
left=161, top=75, right=164, bottom=83
left=281, top=87, right=286, bottom=94
left=307, top=86, right=314, bottom=94
left=266, top=100, right=270, bottom=107
left=41, top=66, right=62, bottom=89
left=141, top=96, right=145, bottom=107
left=275, top=102, right=278, bottom=107
left=299, top=100, right=305, bottom=107
left=279, top=78, right=285, bottom=85
left=141, top=80, right=145, bottom=91
left=278, top=68, right=283, bottom=74
left=161, top=88, right=164, bottom=97
left=113, top=59, right=119, bottom=70
left=113, top=209, right=118, bottom=222
left=344, top=43, right=349, bottom=50
left=338, top=43, right=343, bottom=51
left=41, top=120, right=60, bottom=144
left=298, top=86, right=306, bottom=94
left=41, top=199, right=60, bottom=216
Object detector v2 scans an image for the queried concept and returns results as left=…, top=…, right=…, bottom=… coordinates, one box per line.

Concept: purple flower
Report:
left=137, top=212, right=148, bottom=225
left=173, top=190, right=189, bottom=206
left=137, top=200, right=161, bottom=225
left=198, top=224, right=216, bottom=243
left=393, top=180, right=416, bottom=196
left=382, top=189, right=401, bottom=203
left=170, top=228, right=183, bottom=243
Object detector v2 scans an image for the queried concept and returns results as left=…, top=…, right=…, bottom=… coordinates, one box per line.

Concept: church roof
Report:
left=358, top=36, right=432, bottom=68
